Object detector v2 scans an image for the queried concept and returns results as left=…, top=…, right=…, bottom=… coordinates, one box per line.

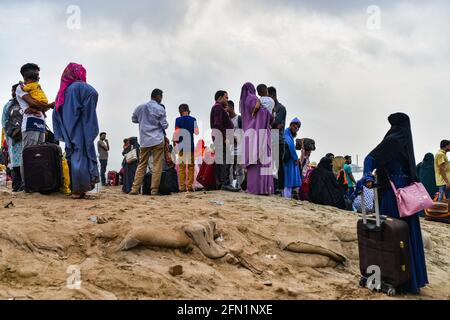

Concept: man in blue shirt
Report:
left=129, top=89, right=169, bottom=195
left=173, top=104, right=199, bottom=192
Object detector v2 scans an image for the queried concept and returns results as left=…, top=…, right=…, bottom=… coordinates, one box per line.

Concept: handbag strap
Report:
left=389, top=179, right=398, bottom=193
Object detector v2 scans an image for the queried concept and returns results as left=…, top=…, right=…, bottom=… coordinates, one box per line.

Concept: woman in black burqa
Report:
left=309, top=157, right=347, bottom=210
left=361, top=112, right=428, bottom=294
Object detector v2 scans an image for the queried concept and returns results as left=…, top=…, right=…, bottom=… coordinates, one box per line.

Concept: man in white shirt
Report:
left=129, top=89, right=169, bottom=196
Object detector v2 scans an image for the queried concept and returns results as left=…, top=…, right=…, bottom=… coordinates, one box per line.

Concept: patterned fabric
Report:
left=55, top=63, right=87, bottom=112
left=353, top=186, right=374, bottom=212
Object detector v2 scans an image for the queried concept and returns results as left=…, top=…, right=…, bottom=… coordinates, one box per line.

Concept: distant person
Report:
left=240, top=82, right=274, bottom=195
left=283, top=118, right=302, bottom=199
left=269, top=86, right=287, bottom=195
left=416, top=153, right=438, bottom=198
left=300, top=149, right=312, bottom=179
left=343, top=155, right=357, bottom=199
left=173, top=104, right=199, bottom=192
left=97, top=132, right=110, bottom=186
left=16, top=63, right=55, bottom=185
left=122, top=137, right=139, bottom=194
left=227, top=100, right=245, bottom=189
left=434, top=140, right=450, bottom=201
left=362, top=112, right=428, bottom=294
left=309, top=157, right=347, bottom=210
left=210, top=90, right=238, bottom=192
left=53, top=63, right=100, bottom=199
left=253, top=84, right=275, bottom=117
left=129, top=89, right=168, bottom=196
left=1, top=84, right=23, bottom=192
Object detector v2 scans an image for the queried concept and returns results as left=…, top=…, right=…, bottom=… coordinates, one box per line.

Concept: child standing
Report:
left=173, top=104, right=199, bottom=192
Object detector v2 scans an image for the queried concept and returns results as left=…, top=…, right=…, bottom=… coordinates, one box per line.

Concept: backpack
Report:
left=5, top=101, right=23, bottom=143
left=45, top=126, right=59, bottom=145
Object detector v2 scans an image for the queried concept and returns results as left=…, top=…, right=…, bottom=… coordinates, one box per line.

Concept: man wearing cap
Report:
left=283, top=118, right=302, bottom=198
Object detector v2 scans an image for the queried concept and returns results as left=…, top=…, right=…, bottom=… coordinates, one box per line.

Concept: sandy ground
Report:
left=0, top=186, right=448, bottom=300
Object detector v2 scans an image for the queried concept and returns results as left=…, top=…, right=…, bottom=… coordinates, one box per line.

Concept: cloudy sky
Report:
left=1, top=0, right=449, bottom=170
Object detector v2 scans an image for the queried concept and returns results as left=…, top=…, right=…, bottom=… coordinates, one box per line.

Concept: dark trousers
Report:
left=214, top=142, right=231, bottom=187
left=100, top=159, right=108, bottom=185
left=274, top=141, right=285, bottom=191
left=12, top=166, right=22, bottom=192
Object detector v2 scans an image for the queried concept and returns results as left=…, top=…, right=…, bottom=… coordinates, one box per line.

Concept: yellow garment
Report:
left=61, top=159, right=72, bottom=195
left=22, top=82, right=48, bottom=104
left=179, top=151, right=195, bottom=191
left=434, top=149, right=450, bottom=186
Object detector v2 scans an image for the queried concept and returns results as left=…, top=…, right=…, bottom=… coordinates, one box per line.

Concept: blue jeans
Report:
left=438, top=186, right=450, bottom=201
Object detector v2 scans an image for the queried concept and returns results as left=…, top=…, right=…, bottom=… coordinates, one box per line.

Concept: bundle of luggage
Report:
left=425, top=193, right=450, bottom=224
left=107, top=171, right=120, bottom=186
left=296, top=138, right=316, bottom=151
left=141, top=168, right=179, bottom=196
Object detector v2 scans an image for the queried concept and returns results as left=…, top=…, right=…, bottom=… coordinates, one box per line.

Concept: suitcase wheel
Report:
left=359, top=277, right=367, bottom=288
left=386, top=287, right=396, bottom=297
left=381, top=283, right=397, bottom=296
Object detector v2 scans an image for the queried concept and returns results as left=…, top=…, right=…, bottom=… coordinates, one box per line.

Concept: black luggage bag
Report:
left=357, top=185, right=411, bottom=296
left=296, top=138, right=316, bottom=151
left=142, top=168, right=179, bottom=196
left=23, top=143, right=63, bottom=194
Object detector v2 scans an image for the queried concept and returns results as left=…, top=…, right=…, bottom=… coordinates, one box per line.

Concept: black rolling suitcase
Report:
left=357, top=184, right=411, bottom=296
left=23, top=143, right=63, bottom=194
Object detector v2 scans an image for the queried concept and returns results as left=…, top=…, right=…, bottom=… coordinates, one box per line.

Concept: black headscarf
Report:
left=368, top=113, right=417, bottom=188
left=309, top=157, right=346, bottom=210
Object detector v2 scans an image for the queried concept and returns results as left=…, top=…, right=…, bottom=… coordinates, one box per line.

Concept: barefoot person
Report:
left=52, top=63, right=100, bottom=199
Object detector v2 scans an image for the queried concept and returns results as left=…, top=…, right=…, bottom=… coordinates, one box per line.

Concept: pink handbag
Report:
left=389, top=180, right=434, bottom=218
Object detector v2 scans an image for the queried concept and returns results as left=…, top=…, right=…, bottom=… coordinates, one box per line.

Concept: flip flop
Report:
left=72, top=193, right=96, bottom=200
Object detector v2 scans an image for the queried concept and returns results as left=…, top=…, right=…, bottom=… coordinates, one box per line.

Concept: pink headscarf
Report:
left=55, top=63, right=87, bottom=112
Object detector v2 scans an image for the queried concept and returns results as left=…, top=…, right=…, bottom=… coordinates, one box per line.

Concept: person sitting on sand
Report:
left=309, top=157, right=347, bottom=210
left=52, top=63, right=100, bottom=199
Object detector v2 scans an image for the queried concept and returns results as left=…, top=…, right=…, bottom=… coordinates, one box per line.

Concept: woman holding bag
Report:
left=122, top=137, right=140, bottom=194
left=362, top=113, right=428, bottom=294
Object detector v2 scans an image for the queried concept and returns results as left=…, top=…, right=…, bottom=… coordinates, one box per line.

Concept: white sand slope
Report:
left=0, top=187, right=448, bottom=300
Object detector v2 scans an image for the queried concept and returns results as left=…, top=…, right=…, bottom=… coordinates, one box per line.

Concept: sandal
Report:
left=72, top=193, right=96, bottom=200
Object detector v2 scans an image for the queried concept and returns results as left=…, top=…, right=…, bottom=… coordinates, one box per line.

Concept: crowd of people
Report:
left=3, top=62, right=450, bottom=295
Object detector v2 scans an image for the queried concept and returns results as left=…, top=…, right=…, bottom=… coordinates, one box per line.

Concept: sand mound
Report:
left=0, top=187, right=448, bottom=300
